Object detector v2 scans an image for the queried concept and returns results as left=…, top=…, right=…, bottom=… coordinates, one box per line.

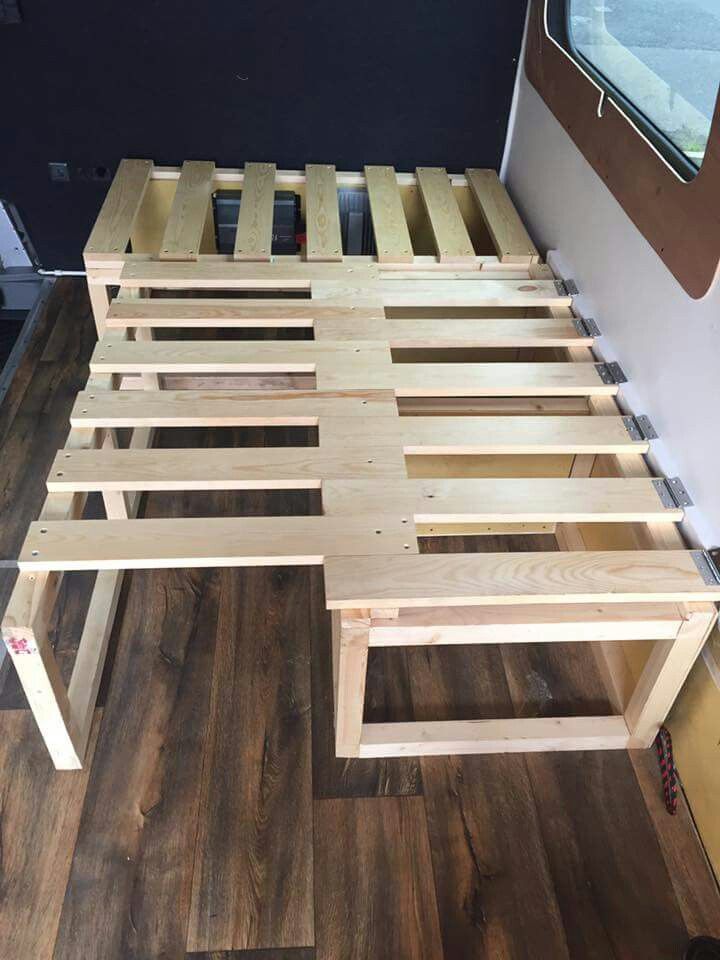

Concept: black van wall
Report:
left=1, top=0, right=528, bottom=268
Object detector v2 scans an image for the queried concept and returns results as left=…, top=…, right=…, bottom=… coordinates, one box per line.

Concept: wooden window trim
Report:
left=525, top=0, right=720, bottom=299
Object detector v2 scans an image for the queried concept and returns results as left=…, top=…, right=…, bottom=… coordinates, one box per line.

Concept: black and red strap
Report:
left=655, top=725, right=678, bottom=815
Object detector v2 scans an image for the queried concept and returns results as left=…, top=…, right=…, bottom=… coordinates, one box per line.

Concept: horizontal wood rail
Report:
left=365, top=603, right=686, bottom=646
left=357, top=716, right=631, bottom=757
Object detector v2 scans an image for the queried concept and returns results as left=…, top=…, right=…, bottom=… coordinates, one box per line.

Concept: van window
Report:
left=563, top=0, right=720, bottom=174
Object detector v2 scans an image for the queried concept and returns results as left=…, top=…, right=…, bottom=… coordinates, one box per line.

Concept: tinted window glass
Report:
left=567, top=0, right=720, bottom=168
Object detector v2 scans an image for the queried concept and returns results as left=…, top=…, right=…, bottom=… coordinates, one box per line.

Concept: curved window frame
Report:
left=546, top=0, right=701, bottom=182
left=525, top=0, right=720, bottom=299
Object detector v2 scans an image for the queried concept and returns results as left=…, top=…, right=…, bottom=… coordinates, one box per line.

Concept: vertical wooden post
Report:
left=332, top=611, right=370, bottom=757
left=87, top=280, right=110, bottom=338
left=126, top=287, right=162, bottom=390
left=1, top=574, right=83, bottom=769
left=625, top=604, right=717, bottom=747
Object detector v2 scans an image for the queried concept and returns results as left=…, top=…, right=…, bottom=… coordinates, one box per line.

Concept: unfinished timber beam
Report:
left=416, top=167, right=475, bottom=264
left=1, top=332, right=153, bottom=768
left=356, top=716, right=631, bottom=757
left=234, top=162, right=276, bottom=261
left=159, top=160, right=215, bottom=261
left=466, top=168, right=540, bottom=264
left=364, top=165, right=414, bottom=263
left=323, top=552, right=720, bottom=609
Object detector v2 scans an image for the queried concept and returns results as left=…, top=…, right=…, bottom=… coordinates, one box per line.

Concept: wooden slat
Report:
left=316, top=315, right=593, bottom=347
left=466, top=168, right=539, bottom=264
left=234, top=161, right=276, bottom=261
left=46, top=454, right=679, bottom=523
left=107, top=303, right=587, bottom=344
left=106, top=298, right=381, bottom=328
left=371, top=277, right=569, bottom=307
left=397, top=415, right=646, bottom=454
left=320, top=477, right=682, bottom=523
left=71, top=390, right=398, bottom=427
left=374, top=363, right=618, bottom=397
left=73, top=393, right=593, bottom=425
left=88, top=341, right=617, bottom=396
left=119, top=259, right=369, bottom=288
left=358, top=716, right=630, bottom=756
left=108, top=298, right=312, bottom=328
left=84, top=159, right=152, bottom=257
left=364, top=165, right=413, bottom=263
left=305, top=164, right=343, bottom=261
left=71, top=398, right=644, bottom=455
left=116, top=260, right=566, bottom=307
left=324, top=551, right=720, bottom=609
left=47, top=447, right=407, bottom=490
left=416, top=166, right=475, bottom=263
left=159, top=160, right=215, bottom=260
left=18, top=515, right=418, bottom=572
left=89, top=338, right=320, bottom=373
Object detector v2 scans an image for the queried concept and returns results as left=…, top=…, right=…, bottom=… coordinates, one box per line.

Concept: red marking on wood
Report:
left=6, top=636, right=34, bottom=655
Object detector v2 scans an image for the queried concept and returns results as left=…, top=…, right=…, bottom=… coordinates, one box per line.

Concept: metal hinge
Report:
left=653, top=477, right=694, bottom=509
left=622, top=414, right=658, bottom=441
left=573, top=316, right=601, bottom=338
left=555, top=279, right=579, bottom=296
left=691, top=550, right=720, bottom=586
left=595, top=361, right=627, bottom=385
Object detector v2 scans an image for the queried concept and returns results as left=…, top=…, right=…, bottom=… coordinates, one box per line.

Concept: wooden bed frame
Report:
left=3, top=159, right=718, bottom=768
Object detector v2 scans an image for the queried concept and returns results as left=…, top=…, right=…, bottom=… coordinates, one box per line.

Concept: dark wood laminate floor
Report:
left=0, top=281, right=719, bottom=960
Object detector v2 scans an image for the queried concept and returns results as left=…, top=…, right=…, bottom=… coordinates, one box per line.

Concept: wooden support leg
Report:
left=127, top=287, right=162, bottom=390
left=67, top=570, right=126, bottom=752
left=555, top=452, right=595, bottom=552
left=2, top=329, right=155, bottom=768
left=87, top=281, right=110, bottom=338
left=625, top=603, right=717, bottom=747
left=99, top=427, right=132, bottom=518
left=63, top=339, right=153, bottom=761
left=2, top=573, right=84, bottom=768
left=102, top=490, right=131, bottom=519
left=332, top=611, right=370, bottom=757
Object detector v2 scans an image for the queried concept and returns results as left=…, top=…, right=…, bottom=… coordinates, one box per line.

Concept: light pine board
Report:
left=159, top=160, right=215, bottom=260
left=19, top=515, right=419, bottom=571
left=84, top=159, right=152, bottom=257
left=305, top=164, right=343, bottom=261
left=364, top=165, right=414, bottom=263
left=234, top=162, right=276, bottom=261
left=416, top=167, right=475, bottom=264
left=324, top=551, right=720, bottom=608
left=466, top=168, right=539, bottom=263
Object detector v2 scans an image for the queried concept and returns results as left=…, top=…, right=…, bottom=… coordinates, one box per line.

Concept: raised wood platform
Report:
left=3, top=159, right=718, bottom=768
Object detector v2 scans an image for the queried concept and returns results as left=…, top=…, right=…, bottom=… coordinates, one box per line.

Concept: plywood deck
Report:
left=0, top=282, right=718, bottom=959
